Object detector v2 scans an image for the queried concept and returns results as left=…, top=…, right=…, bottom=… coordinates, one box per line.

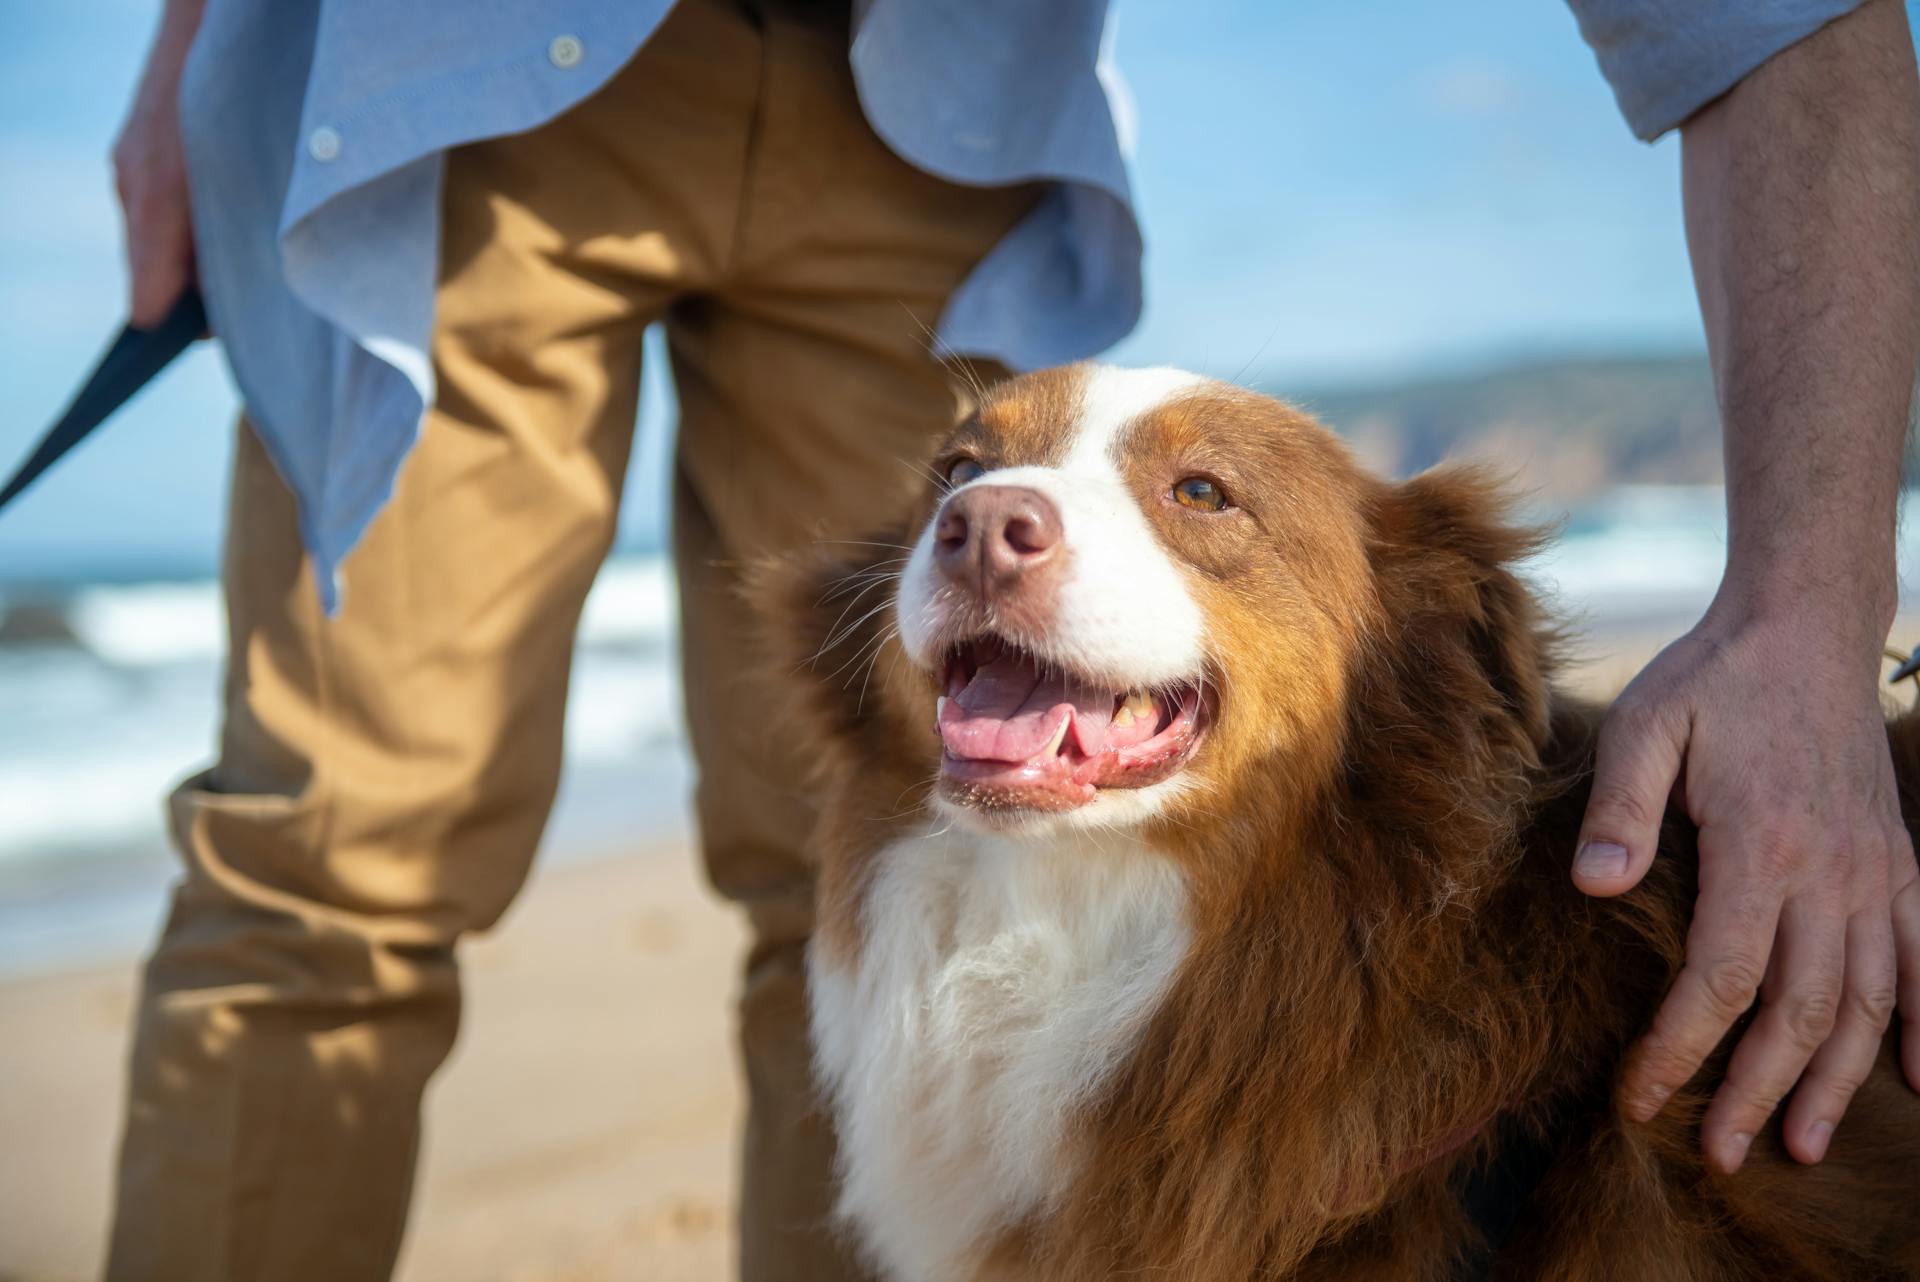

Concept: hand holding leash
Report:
left=113, top=0, right=202, bottom=328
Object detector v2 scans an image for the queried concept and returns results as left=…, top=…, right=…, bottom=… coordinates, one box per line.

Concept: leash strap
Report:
left=0, top=287, right=206, bottom=513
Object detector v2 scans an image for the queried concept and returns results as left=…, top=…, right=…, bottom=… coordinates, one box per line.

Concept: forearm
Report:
left=151, top=0, right=206, bottom=72
left=127, top=0, right=204, bottom=135
left=1681, top=0, right=1920, bottom=644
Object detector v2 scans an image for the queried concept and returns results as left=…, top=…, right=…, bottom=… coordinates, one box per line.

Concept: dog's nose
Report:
left=933, top=485, right=1062, bottom=594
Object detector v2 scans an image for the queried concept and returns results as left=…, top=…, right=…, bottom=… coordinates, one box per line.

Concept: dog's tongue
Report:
left=941, top=651, right=1114, bottom=763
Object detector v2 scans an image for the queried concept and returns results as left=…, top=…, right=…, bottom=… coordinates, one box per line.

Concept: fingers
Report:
left=115, top=166, right=194, bottom=329
left=128, top=227, right=193, bottom=329
left=1574, top=699, right=1683, bottom=896
left=112, top=95, right=196, bottom=329
left=1778, top=905, right=1895, bottom=1163
left=1896, top=874, right=1920, bottom=1092
left=1692, top=895, right=1842, bottom=1173
left=1621, top=840, right=1783, bottom=1130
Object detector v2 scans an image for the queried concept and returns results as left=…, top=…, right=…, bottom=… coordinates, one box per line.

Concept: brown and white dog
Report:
left=760, top=364, right=1920, bottom=1281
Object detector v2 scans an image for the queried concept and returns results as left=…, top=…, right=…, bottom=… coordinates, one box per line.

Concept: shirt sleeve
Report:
left=1564, top=0, right=1869, bottom=140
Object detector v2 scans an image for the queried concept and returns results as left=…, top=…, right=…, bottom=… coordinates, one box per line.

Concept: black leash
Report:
left=0, top=287, right=205, bottom=514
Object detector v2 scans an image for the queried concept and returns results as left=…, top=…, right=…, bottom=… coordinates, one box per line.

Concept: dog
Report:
left=758, top=364, right=1920, bottom=1281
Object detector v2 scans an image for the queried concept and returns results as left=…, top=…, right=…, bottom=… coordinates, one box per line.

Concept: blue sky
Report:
left=0, top=0, right=1757, bottom=580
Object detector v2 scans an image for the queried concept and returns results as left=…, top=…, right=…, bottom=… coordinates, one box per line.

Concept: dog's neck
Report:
left=810, top=819, right=1192, bottom=1282
left=1020, top=701, right=1634, bottom=1278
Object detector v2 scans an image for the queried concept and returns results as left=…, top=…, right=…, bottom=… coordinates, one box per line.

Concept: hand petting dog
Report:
left=1573, top=0, right=1920, bottom=1177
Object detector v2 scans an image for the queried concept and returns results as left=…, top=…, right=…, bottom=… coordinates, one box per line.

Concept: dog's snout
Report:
left=934, top=486, right=1062, bottom=594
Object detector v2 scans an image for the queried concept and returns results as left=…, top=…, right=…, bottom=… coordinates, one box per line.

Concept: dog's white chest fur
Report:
left=809, top=823, right=1191, bottom=1282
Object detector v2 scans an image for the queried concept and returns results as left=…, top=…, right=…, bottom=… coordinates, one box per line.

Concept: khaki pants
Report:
left=104, top=0, right=1032, bottom=1276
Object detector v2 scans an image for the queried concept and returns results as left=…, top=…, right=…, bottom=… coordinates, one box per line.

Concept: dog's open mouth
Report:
left=935, top=637, right=1208, bottom=812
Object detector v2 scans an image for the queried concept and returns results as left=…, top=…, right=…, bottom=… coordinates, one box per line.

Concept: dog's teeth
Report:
left=1113, top=707, right=1134, bottom=728
left=1121, top=690, right=1154, bottom=721
left=1044, top=717, right=1070, bottom=756
left=937, top=696, right=949, bottom=721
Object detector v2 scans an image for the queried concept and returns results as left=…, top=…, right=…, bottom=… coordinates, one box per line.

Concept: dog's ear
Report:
left=1362, top=464, right=1557, bottom=753
left=746, top=528, right=921, bottom=778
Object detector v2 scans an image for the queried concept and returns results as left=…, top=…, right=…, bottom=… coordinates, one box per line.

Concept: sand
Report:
left=7, top=614, right=1919, bottom=1282
left=0, top=842, right=745, bottom=1282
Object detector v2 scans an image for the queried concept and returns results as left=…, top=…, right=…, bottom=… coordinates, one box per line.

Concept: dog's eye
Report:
left=1172, top=477, right=1228, bottom=512
left=947, top=457, right=986, bottom=486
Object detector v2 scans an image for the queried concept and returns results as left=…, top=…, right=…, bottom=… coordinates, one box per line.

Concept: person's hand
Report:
left=1573, top=595, right=1920, bottom=1173
left=112, top=0, right=204, bottom=328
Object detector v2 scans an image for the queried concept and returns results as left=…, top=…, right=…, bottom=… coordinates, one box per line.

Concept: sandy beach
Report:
left=1, top=840, right=744, bottom=1282
left=6, top=616, right=1919, bottom=1282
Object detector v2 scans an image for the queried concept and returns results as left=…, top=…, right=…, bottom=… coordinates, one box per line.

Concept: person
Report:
left=105, top=0, right=1920, bottom=1277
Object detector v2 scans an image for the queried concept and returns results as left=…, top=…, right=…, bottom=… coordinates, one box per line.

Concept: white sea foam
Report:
left=68, top=581, right=225, bottom=667
left=1523, top=484, right=1733, bottom=621
left=0, top=554, right=689, bottom=877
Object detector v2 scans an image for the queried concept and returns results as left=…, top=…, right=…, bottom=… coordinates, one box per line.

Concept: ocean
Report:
left=2, top=483, right=1915, bottom=978
left=0, top=556, right=693, bottom=976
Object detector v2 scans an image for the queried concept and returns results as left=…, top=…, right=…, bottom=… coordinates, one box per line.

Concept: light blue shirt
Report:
left=177, top=0, right=1866, bottom=607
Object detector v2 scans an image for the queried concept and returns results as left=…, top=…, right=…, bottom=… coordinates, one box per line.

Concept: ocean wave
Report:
left=0, top=554, right=686, bottom=874
left=68, top=581, right=224, bottom=667
left=0, top=551, right=679, bottom=668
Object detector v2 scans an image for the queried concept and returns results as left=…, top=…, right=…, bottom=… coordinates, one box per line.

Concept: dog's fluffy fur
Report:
left=758, top=364, right=1920, bottom=1281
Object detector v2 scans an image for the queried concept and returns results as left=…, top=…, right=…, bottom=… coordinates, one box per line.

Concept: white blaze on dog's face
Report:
left=894, top=364, right=1374, bottom=834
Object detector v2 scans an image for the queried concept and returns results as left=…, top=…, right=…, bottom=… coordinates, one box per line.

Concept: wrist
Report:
left=1704, top=558, right=1898, bottom=655
left=1719, top=494, right=1899, bottom=632
left=136, top=1, right=203, bottom=106
left=156, top=0, right=206, bottom=52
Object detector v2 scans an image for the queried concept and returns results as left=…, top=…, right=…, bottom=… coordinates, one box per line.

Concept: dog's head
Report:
left=769, top=363, right=1553, bottom=849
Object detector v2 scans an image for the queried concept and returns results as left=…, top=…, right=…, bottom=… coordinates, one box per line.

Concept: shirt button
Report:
left=307, top=126, right=342, bottom=163
left=549, top=34, right=584, bottom=69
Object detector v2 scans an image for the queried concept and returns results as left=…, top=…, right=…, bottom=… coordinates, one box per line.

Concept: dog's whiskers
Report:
left=817, top=564, right=906, bottom=607
left=900, top=456, right=953, bottom=496
left=813, top=578, right=901, bottom=662
left=816, top=604, right=898, bottom=678
left=854, top=624, right=900, bottom=711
